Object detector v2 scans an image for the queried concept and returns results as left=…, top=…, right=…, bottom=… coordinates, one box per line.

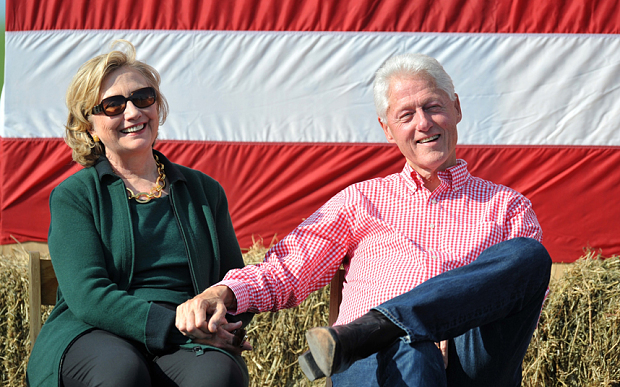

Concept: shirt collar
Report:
left=400, top=159, right=470, bottom=192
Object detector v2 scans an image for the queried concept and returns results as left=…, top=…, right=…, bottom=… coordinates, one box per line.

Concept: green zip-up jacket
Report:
left=27, top=151, right=251, bottom=386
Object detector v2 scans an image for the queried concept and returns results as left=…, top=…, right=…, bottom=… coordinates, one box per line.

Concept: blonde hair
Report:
left=64, top=40, right=169, bottom=167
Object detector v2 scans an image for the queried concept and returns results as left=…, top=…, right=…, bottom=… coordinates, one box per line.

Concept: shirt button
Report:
left=432, top=199, right=437, bottom=204
left=429, top=224, right=435, bottom=229
left=431, top=256, right=438, bottom=259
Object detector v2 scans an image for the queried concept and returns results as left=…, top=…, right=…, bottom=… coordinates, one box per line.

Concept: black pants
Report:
left=61, top=329, right=247, bottom=387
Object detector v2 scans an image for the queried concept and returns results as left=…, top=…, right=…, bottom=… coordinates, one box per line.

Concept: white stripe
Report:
left=2, top=30, right=620, bottom=145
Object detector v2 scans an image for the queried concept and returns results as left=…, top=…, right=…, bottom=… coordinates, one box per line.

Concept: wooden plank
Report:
left=40, top=259, right=58, bottom=306
left=28, top=251, right=42, bottom=349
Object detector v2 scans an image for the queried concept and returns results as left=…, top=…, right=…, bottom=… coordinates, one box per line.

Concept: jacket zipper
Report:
left=168, top=187, right=199, bottom=294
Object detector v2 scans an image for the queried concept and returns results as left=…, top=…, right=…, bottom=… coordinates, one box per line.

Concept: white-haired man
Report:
left=176, top=53, right=552, bottom=387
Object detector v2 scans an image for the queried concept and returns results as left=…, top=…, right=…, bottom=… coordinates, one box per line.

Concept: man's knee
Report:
left=497, top=238, right=552, bottom=272
left=511, top=237, right=552, bottom=272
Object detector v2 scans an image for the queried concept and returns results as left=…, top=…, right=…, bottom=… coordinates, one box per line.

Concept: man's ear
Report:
left=454, top=94, right=462, bottom=124
left=379, top=117, right=395, bottom=143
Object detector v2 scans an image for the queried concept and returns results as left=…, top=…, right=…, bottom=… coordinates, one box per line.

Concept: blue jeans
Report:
left=331, top=237, right=552, bottom=387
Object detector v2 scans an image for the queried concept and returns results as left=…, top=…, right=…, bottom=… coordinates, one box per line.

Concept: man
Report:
left=176, top=53, right=552, bottom=386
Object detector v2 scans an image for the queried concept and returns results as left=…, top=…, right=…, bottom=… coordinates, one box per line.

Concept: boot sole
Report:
left=298, top=350, right=326, bottom=381
left=305, top=327, right=338, bottom=377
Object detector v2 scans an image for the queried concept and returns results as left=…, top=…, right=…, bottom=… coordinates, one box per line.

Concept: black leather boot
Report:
left=298, top=310, right=405, bottom=380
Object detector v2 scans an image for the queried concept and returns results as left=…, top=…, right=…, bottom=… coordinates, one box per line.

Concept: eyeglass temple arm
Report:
left=91, top=105, right=104, bottom=115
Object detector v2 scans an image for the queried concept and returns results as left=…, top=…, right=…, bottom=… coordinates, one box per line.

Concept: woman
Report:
left=27, top=40, right=252, bottom=387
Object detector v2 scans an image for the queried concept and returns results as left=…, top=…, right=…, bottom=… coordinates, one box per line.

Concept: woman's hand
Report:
left=190, top=320, right=253, bottom=356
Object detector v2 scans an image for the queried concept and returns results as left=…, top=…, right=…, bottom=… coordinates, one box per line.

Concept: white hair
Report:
left=373, top=53, right=456, bottom=122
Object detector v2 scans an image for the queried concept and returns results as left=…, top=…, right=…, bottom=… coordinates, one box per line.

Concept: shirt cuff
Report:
left=214, top=279, right=253, bottom=314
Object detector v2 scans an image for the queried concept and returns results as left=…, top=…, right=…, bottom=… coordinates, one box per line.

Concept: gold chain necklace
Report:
left=126, top=155, right=166, bottom=203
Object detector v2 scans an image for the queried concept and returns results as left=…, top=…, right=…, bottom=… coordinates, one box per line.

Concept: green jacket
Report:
left=27, top=151, right=250, bottom=386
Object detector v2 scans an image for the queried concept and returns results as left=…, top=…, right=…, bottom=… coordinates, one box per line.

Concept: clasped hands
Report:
left=176, top=285, right=252, bottom=355
left=177, top=286, right=448, bottom=367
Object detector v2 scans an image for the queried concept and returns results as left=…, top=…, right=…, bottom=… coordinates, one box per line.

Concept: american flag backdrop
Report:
left=1, top=0, right=619, bottom=262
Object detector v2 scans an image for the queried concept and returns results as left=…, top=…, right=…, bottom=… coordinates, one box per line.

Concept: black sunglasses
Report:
left=91, top=87, right=157, bottom=116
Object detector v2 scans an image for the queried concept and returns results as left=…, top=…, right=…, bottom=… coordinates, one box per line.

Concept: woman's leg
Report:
left=61, top=329, right=151, bottom=387
left=152, top=348, right=248, bottom=387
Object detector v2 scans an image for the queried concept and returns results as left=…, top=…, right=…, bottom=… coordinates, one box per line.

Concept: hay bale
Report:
left=1, top=241, right=618, bottom=386
left=241, top=240, right=330, bottom=387
left=0, top=240, right=326, bottom=387
left=0, top=247, right=32, bottom=386
left=523, top=251, right=620, bottom=387
left=242, top=244, right=620, bottom=387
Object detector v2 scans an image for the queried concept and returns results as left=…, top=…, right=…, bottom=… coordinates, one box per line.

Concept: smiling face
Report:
left=89, top=67, right=159, bottom=164
left=380, top=74, right=462, bottom=180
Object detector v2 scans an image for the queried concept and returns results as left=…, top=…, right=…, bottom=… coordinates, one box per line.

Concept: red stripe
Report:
left=7, top=0, right=620, bottom=34
left=0, top=138, right=81, bottom=241
left=1, top=138, right=618, bottom=261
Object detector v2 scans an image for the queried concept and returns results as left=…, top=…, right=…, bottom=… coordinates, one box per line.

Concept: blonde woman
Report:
left=27, top=41, right=252, bottom=387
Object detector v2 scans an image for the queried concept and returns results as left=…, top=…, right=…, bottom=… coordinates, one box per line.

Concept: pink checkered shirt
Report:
left=220, top=160, right=542, bottom=325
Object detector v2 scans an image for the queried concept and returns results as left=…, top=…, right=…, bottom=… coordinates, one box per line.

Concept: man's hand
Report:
left=176, top=286, right=251, bottom=355
left=176, top=285, right=236, bottom=338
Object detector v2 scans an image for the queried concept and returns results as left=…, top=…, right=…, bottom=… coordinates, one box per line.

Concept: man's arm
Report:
left=503, top=191, right=542, bottom=241
left=176, top=188, right=358, bottom=338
